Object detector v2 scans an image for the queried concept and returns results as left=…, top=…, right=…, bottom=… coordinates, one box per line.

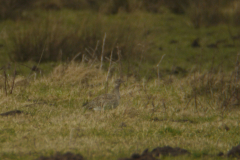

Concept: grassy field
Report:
left=0, top=4, right=240, bottom=160
left=0, top=63, right=240, bottom=160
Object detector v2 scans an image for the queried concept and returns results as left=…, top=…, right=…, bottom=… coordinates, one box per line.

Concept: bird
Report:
left=83, top=79, right=124, bottom=111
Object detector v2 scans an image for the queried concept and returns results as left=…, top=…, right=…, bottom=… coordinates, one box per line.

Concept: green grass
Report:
left=0, top=9, right=240, bottom=77
left=0, top=7, right=240, bottom=160
left=0, top=63, right=239, bottom=160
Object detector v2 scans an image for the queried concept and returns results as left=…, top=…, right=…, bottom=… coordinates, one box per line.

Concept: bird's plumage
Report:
left=84, top=79, right=124, bottom=111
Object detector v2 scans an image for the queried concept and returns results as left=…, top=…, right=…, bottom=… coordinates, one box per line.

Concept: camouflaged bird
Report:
left=84, top=79, right=124, bottom=111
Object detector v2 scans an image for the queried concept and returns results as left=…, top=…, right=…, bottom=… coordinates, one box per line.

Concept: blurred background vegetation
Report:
left=1, top=0, right=239, bottom=23
left=0, top=0, right=240, bottom=77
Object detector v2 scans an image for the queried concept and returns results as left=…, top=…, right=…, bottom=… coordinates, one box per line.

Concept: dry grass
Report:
left=0, top=63, right=239, bottom=160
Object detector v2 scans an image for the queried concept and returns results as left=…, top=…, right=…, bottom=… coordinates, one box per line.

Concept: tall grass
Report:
left=5, top=12, right=145, bottom=62
left=0, top=61, right=240, bottom=160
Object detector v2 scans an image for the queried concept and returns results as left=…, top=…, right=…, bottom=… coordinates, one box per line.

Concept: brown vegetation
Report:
left=6, top=15, right=143, bottom=62
left=1, top=0, right=240, bottom=26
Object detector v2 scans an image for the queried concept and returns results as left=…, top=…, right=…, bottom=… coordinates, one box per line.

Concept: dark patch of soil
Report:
left=217, top=152, right=224, bottom=157
left=0, top=110, right=24, bottom=116
left=151, top=146, right=190, bottom=157
left=158, top=47, right=163, bottom=51
left=191, top=38, right=200, bottom=47
left=119, top=146, right=190, bottom=160
left=36, top=152, right=85, bottom=160
left=171, top=66, right=187, bottom=75
left=227, top=144, right=240, bottom=158
left=118, top=149, right=158, bottom=160
left=34, top=144, right=240, bottom=160
left=169, top=40, right=178, bottom=44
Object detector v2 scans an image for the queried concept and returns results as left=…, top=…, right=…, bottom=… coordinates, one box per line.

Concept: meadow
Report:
left=0, top=1, right=240, bottom=159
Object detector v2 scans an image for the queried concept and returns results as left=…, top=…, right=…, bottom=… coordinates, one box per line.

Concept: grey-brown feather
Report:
left=84, top=79, right=124, bottom=110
